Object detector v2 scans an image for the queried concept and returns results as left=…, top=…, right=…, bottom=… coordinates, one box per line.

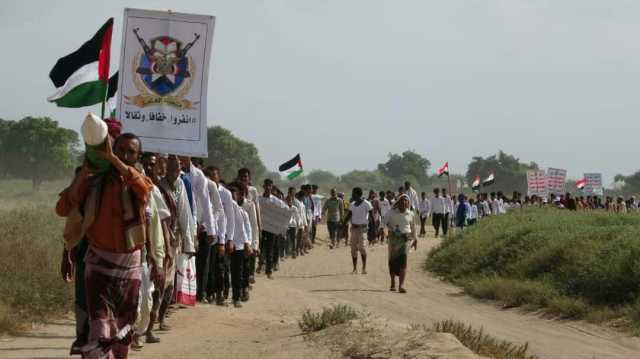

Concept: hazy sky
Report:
left=2, top=0, right=639, bottom=184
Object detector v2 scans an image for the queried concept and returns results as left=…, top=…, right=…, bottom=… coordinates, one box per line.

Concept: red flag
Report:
left=576, top=178, right=586, bottom=190
left=437, top=162, right=449, bottom=177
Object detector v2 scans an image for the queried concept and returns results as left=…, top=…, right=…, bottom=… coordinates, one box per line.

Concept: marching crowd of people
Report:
left=54, top=128, right=636, bottom=359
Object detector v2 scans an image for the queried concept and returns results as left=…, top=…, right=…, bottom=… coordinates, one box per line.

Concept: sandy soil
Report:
left=2, top=227, right=640, bottom=359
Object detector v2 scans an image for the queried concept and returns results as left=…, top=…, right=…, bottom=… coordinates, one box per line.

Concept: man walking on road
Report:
left=322, top=188, right=344, bottom=249
left=343, top=187, right=373, bottom=274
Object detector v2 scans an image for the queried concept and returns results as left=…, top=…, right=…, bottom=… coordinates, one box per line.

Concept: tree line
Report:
left=1, top=117, right=638, bottom=195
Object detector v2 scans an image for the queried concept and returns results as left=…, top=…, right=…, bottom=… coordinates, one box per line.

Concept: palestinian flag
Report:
left=576, top=178, right=587, bottom=190
left=437, top=162, right=449, bottom=177
left=279, top=154, right=303, bottom=180
left=482, top=172, right=495, bottom=187
left=48, top=18, right=115, bottom=108
left=471, top=175, right=481, bottom=191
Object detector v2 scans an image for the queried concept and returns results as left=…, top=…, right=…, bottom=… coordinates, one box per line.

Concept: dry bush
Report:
left=433, top=319, right=539, bottom=359
left=299, top=304, right=359, bottom=333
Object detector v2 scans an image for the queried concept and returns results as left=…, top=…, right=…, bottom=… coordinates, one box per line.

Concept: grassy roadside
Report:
left=0, top=179, right=72, bottom=334
left=426, top=208, right=640, bottom=333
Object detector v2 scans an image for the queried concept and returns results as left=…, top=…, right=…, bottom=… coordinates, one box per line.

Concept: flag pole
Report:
left=100, top=81, right=108, bottom=120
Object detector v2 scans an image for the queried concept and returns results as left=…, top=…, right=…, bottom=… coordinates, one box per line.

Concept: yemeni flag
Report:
left=437, top=162, right=449, bottom=177
left=482, top=172, right=495, bottom=187
left=279, top=154, right=304, bottom=180
left=576, top=178, right=587, bottom=190
left=471, top=175, right=481, bottom=191
left=48, top=18, right=115, bottom=108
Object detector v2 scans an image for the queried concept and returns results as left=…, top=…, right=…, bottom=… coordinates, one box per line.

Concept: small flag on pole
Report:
left=471, top=175, right=481, bottom=191
left=576, top=178, right=586, bottom=190
left=48, top=18, right=116, bottom=108
left=482, top=172, right=495, bottom=187
left=437, top=162, right=449, bottom=177
left=279, top=154, right=303, bottom=180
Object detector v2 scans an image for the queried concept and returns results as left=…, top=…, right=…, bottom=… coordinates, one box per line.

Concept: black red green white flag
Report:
left=48, top=18, right=116, bottom=108
left=471, top=175, right=481, bottom=191
left=576, top=178, right=586, bottom=190
left=483, top=172, right=495, bottom=187
left=437, top=162, right=449, bottom=177
left=279, top=154, right=303, bottom=180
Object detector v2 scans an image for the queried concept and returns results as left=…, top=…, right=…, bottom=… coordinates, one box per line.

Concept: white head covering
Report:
left=81, top=112, right=107, bottom=146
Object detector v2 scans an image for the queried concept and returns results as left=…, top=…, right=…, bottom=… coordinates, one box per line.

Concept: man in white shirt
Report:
left=378, top=191, right=392, bottom=243
left=204, top=166, right=235, bottom=305
left=442, top=188, right=453, bottom=236
left=404, top=181, right=420, bottom=212
left=418, top=191, right=431, bottom=237
left=237, top=168, right=260, bottom=282
left=342, top=187, right=373, bottom=274
left=311, top=185, right=323, bottom=243
left=257, top=179, right=293, bottom=279
left=430, top=188, right=446, bottom=237
left=468, top=198, right=479, bottom=225
left=293, top=190, right=309, bottom=256
left=179, top=156, right=217, bottom=303
left=225, top=183, right=253, bottom=307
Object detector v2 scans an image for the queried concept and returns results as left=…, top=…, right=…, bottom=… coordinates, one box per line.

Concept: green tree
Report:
left=377, top=150, right=431, bottom=186
left=2, top=117, right=80, bottom=189
left=339, top=170, right=394, bottom=193
left=205, top=126, right=267, bottom=182
left=307, top=169, right=339, bottom=189
left=614, top=171, right=640, bottom=196
left=0, top=118, right=11, bottom=178
left=465, top=150, right=538, bottom=194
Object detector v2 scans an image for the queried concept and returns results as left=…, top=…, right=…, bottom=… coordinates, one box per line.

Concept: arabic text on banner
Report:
left=527, top=170, right=547, bottom=197
left=260, top=202, right=294, bottom=235
left=583, top=173, right=604, bottom=196
left=546, top=168, right=567, bottom=195
left=117, top=8, right=215, bottom=157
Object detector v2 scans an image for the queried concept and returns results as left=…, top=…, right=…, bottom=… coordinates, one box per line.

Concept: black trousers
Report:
left=287, top=227, right=297, bottom=258
left=261, top=231, right=276, bottom=275
left=230, top=250, right=246, bottom=301
left=432, top=213, right=443, bottom=236
left=206, top=243, right=226, bottom=297
left=273, top=235, right=280, bottom=267
left=420, top=216, right=427, bottom=235
left=195, top=232, right=212, bottom=300
left=443, top=213, right=449, bottom=235
left=311, top=219, right=317, bottom=243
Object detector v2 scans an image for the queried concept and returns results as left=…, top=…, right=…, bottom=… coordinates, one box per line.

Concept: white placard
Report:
left=260, top=201, right=294, bottom=235
left=117, top=8, right=215, bottom=157
left=546, top=168, right=567, bottom=195
left=527, top=170, right=547, bottom=197
left=583, top=173, right=604, bottom=196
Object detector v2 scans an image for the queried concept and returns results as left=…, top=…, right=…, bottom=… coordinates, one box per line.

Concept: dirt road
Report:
left=3, top=228, right=640, bottom=359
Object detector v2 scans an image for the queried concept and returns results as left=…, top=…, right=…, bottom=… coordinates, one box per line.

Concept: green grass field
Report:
left=0, top=179, right=73, bottom=334
left=426, top=208, right=640, bottom=333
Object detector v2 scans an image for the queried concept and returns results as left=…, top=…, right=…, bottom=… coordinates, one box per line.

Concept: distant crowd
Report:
left=55, top=128, right=635, bottom=359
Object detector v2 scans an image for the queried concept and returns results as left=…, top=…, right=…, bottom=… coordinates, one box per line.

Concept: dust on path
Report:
left=2, top=227, right=640, bottom=359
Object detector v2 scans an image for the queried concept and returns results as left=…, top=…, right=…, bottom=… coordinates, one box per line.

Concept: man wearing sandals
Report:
left=383, top=194, right=418, bottom=293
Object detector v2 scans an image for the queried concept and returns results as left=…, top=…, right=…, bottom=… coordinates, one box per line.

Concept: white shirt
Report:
left=491, top=198, right=500, bottom=215
left=444, top=196, right=454, bottom=214
left=481, top=200, right=491, bottom=217
left=419, top=198, right=431, bottom=217
left=430, top=196, right=445, bottom=214
left=161, top=177, right=197, bottom=254
left=380, top=198, right=392, bottom=220
left=217, top=183, right=235, bottom=245
left=258, top=194, right=293, bottom=235
left=383, top=208, right=417, bottom=238
left=349, top=199, right=373, bottom=225
left=231, top=202, right=251, bottom=250
left=312, top=195, right=323, bottom=219
left=241, top=200, right=259, bottom=251
left=207, top=179, right=226, bottom=244
left=406, top=187, right=420, bottom=211
left=293, top=198, right=308, bottom=228
left=469, top=204, right=479, bottom=220
left=185, top=164, right=216, bottom=236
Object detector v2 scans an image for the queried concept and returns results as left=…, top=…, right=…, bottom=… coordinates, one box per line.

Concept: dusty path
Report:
left=3, top=227, right=640, bottom=358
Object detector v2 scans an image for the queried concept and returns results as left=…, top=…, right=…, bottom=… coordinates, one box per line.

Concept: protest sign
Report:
left=117, top=8, right=215, bottom=157
left=260, top=201, right=294, bottom=235
left=527, top=169, right=547, bottom=197
left=546, top=168, right=567, bottom=195
left=583, top=173, right=604, bottom=196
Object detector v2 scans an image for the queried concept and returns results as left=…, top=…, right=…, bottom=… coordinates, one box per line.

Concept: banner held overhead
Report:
left=117, top=8, right=215, bottom=157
